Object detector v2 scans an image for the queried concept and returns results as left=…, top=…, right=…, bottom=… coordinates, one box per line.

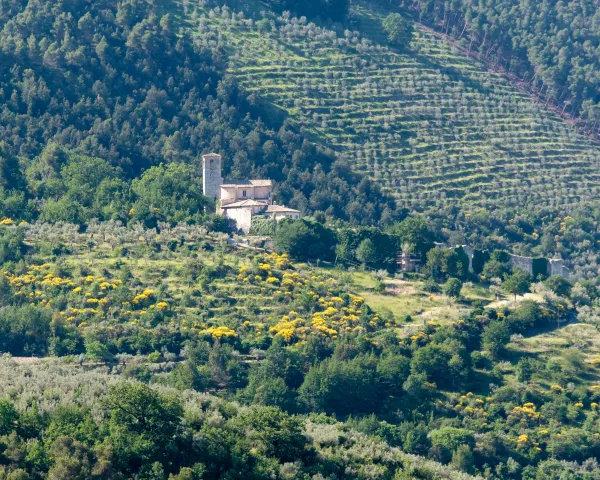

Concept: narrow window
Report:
left=242, top=190, right=247, bottom=197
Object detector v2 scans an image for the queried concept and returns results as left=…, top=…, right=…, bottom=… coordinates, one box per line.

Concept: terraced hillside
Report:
left=192, top=1, right=600, bottom=212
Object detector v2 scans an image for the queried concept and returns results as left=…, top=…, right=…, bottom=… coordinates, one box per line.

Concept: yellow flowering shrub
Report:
left=202, top=326, right=237, bottom=339
left=269, top=316, right=302, bottom=342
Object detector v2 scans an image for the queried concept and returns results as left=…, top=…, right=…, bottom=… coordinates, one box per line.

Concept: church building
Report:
left=202, top=153, right=301, bottom=233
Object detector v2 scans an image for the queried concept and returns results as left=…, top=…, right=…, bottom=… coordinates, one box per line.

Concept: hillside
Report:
left=2, top=1, right=600, bottom=478
left=0, top=221, right=598, bottom=478
left=0, top=0, right=599, bottom=278
left=0, top=0, right=393, bottom=226
left=391, top=0, right=600, bottom=127
left=191, top=0, right=600, bottom=213
left=0, top=359, right=479, bottom=480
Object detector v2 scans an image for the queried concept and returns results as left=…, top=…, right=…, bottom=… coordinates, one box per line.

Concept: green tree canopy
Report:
left=482, top=321, right=510, bottom=359
left=502, top=269, right=531, bottom=300
left=388, top=216, right=434, bottom=255
left=274, top=219, right=337, bottom=261
left=443, top=278, right=463, bottom=298
left=131, top=163, right=207, bottom=227
left=382, top=13, right=414, bottom=48
left=355, top=238, right=377, bottom=265
left=544, top=275, right=572, bottom=297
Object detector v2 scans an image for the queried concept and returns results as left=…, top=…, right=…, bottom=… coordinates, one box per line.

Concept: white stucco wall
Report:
left=223, top=207, right=254, bottom=233
left=220, top=185, right=272, bottom=204
left=273, top=212, right=300, bottom=221
left=253, top=186, right=271, bottom=200
left=220, top=186, right=238, bottom=205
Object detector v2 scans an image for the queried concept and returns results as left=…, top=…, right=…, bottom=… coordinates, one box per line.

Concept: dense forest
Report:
left=389, top=0, right=600, bottom=129
left=0, top=0, right=394, bottom=226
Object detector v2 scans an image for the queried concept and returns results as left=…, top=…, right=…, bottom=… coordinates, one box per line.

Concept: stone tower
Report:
left=202, top=153, right=223, bottom=201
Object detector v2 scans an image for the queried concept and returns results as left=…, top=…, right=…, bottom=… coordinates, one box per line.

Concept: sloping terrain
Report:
left=191, top=1, right=600, bottom=213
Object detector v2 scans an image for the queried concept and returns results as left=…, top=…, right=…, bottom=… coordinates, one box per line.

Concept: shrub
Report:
left=274, top=219, right=336, bottom=261
left=443, top=278, right=463, bottom=298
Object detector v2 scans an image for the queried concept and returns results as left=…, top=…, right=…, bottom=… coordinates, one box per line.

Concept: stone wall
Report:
left=454, top=245, right=570, bottom=279
left=509, top=255, right=534, bottom=275
left=549, top=258, right=569, bottom=279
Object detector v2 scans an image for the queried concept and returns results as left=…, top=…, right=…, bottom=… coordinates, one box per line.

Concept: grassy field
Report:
left=317, top=268, right=499, bottom=329
left=187, top=0, right=600, bottom=213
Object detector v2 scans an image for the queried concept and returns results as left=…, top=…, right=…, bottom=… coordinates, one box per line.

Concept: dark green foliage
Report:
left=544, top=275, right=572, bottom=297
left=236, top=406, right=308, bottom=462
left=482, top=259, right=511, bottom=280
left=425, top=247, right=469, bottom=281
left=376, top=354, right=411, bottom=397
left=454, top=247, right=470, bottom=279
left=482, top=321, right=510, bottom=359
left=382, top=13, right=413, bottom=48
left=429, top=427, right=474, bottom=464
left=491, top=250, right=511, bottom=264
left=37, top=152, right=125, bottom=224
left=516, top=357, right=536, bottom=382
left=471, top=249, right=489, bottom=275
left=336, top=227, right=400, bottom=268
left=102, top=382, right=184, bottom=473
left=130, top=163, right=207, bottom=228
left=274, top=219, right=337, bottom=261
left=355, top=238, right=377, bottom=265
left=502, top=269, right=531, bottom=300
left=240, top=337, right=300, bottom=411
left=169, top=361, right=208, bottom=392
left=0, top=274, right=12, bottom=307
left=0, top=305, right=53, bottom=356
left=532, top=257, right=549, bottom=280
left=0, top=226, right=25, bottom=263
left=410, top=341, right=469, bottom=389
left=298, top=354, right=381, bottom=415
left=452, top=444, right=475, bottom=474
left=507, top=300, right=546, bottom=333
left=387, top=216, right=434, bottom=257
left=443, top=278, right=462, bottom=298
left=0, top=398, right=18, bottom=436
left=84, top=333, right=109, bottom=363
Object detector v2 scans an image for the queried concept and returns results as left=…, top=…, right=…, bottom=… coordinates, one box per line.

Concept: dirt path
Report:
left=486, top=292, right=544, bottom=309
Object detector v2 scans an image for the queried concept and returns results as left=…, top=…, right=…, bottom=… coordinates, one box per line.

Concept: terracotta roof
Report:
left=265, top=205, right=301, bottom=213
left=220, top=179, right=272, bottom=187
left=221, top=199, right=269, bottom=208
